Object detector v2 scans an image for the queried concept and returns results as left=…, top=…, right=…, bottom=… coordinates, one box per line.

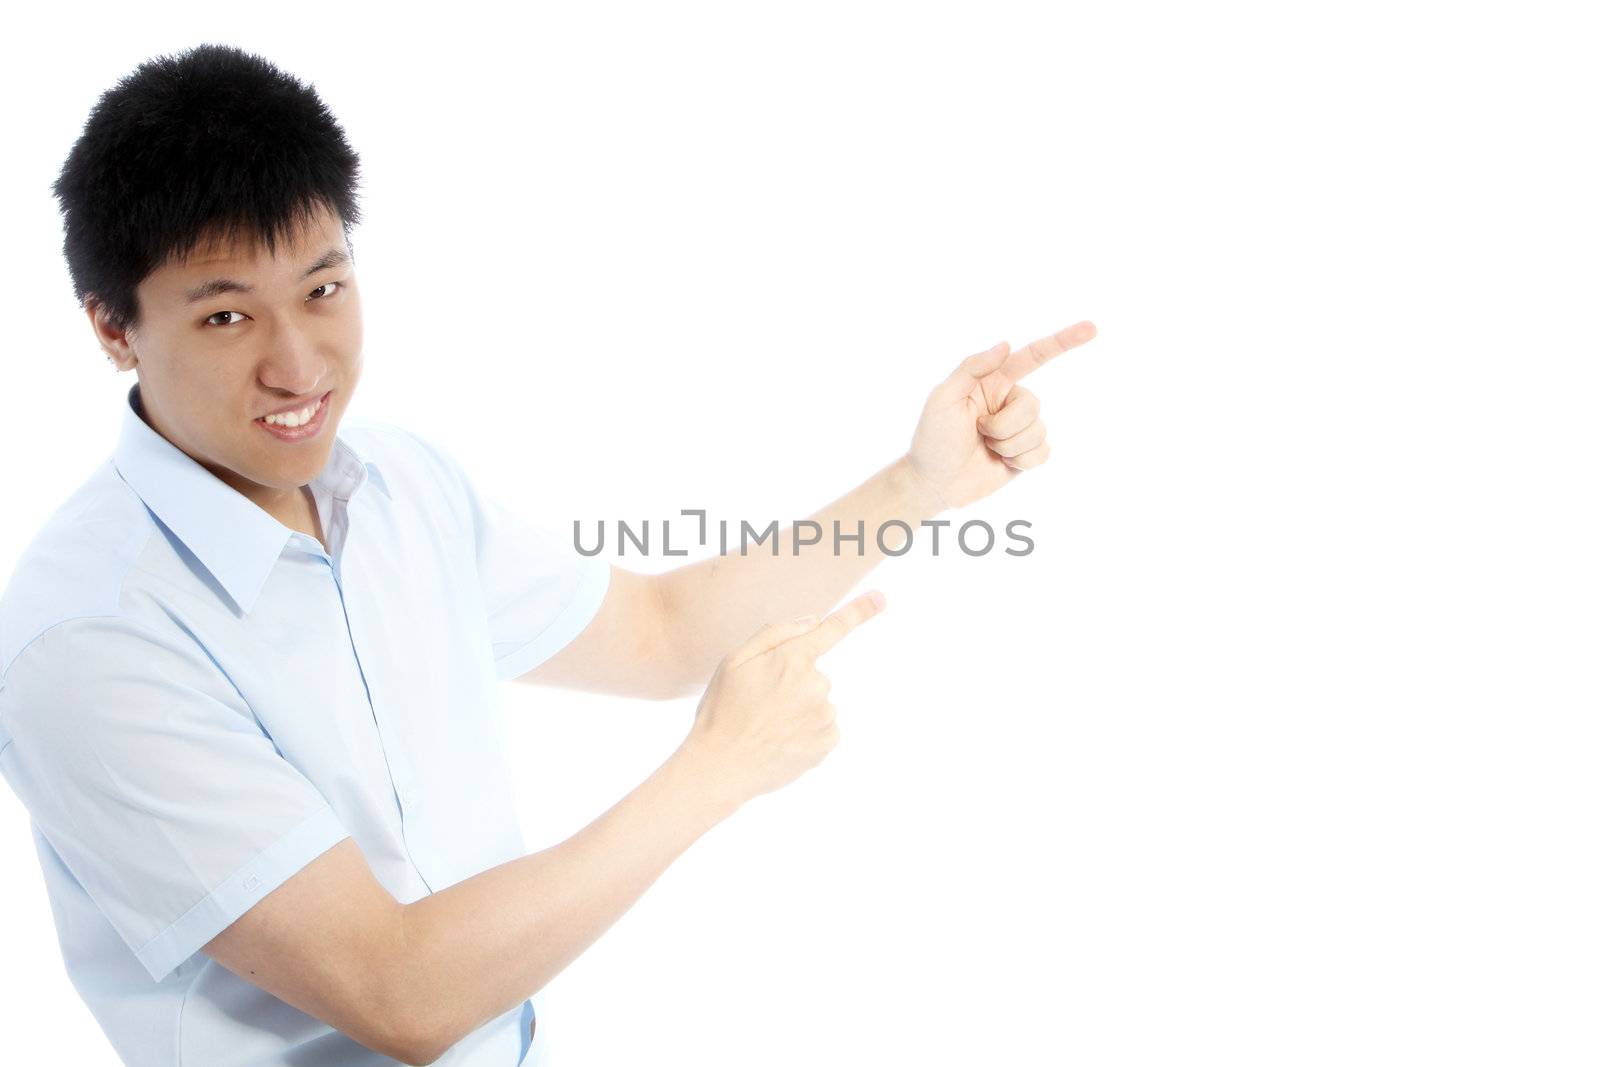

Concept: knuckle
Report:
left=1017, top=445, right=1048, bottom=469
left=778, top=650, right=813, bottom=683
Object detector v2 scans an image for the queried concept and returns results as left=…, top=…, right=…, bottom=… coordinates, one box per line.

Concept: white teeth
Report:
left=262, top=398, right=320, bottom=427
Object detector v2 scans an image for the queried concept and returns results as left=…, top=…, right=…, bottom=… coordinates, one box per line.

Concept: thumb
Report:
left=932, top=341, right=1010, bottom=404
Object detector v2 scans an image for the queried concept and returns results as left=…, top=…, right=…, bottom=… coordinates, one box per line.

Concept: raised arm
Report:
left=654, top=320, right=1097, bottom=690
left=513, top=322, right=1095, bottom=702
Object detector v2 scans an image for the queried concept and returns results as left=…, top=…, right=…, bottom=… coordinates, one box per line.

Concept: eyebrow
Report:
left=182, top=247, right=351, bottom=304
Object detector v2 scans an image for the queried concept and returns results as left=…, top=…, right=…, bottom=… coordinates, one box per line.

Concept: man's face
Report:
left=96, top=202, right=364, bottom=509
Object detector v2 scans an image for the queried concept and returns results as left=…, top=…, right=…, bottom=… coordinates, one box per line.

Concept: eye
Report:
left=201, top=280, right=345, bottom=328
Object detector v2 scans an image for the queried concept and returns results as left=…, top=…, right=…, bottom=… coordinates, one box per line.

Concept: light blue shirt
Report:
left=0, top=383, right=611, bottom=1066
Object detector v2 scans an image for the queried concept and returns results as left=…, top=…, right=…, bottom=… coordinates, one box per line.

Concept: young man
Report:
left=0, top=43, right=1094, bottom=1067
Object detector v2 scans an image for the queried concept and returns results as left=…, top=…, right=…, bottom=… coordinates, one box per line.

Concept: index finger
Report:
left=790, top=590, right=888, bottom=660
left=998, top=319, right=1098, bottom=382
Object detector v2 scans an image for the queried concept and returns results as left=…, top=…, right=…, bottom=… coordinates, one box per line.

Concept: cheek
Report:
left=335, top=296, right=364, bottom=358
left=339, top=324, right=364, bottom=384
left=168, top=361, right=238, bottom=415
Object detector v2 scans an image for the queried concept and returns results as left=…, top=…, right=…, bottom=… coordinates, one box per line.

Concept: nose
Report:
left=256, top=326, right=328, bottom=398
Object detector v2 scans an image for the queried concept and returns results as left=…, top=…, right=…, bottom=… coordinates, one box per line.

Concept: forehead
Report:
left=199, top=205, right=342, bottom=266
left=142, top=206, right=348, bottom=300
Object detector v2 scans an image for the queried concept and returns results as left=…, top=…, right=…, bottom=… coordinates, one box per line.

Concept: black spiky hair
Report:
left=51, top=43, right=364, bottom=334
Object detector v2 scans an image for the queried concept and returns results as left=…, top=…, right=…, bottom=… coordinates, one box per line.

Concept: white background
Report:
left=2, top=3, right=1596, bottom=1064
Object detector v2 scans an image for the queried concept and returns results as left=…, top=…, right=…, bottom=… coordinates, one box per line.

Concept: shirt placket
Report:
left=314, top=530, right=436, bottom=893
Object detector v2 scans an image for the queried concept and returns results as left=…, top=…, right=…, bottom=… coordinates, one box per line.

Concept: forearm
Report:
left=656, top=454, right=945, bottom=688
left=392, top=743, right=739, bottom=1061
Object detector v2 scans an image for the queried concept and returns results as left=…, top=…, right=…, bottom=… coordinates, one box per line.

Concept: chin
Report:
left=248, top=441, right=331, bottom=486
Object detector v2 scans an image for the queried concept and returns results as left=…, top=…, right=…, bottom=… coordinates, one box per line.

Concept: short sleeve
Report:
left=401, top=430, right=612, bottom=681
left=0, top=617, right=351, bottom=983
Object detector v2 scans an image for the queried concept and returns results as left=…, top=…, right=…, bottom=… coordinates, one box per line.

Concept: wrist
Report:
left=891, top=454, right=949, bottom=519
left=661, top=738, right=746, bottom=826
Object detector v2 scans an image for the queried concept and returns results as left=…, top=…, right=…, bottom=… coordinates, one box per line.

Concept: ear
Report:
left=87, top=298, right=138, bottom=371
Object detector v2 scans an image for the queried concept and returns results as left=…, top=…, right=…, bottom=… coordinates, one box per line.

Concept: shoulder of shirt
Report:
left=0, top=422, right=479, bottom=682
left=0, top=459, right=159, bottom=680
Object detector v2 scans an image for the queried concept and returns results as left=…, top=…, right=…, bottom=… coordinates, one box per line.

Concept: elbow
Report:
left=647, top=640, right=703, bottom=701
left=378, top=1006, right=456, bottom=1066
left=651, top=671, right=702, bottom=701
left=395, top=1034, right=452, bottom=1067
left=648, top=576, right=709, bottom=702
left=349, top=1016, right=438, bottom=1066
left=363, top=996, right=447, bottom=1066
left=365, top=919, right=461, bottom=1065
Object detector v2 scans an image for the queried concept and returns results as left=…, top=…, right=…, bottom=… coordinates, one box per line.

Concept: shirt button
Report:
left=398, top=785, right=418, bottom=807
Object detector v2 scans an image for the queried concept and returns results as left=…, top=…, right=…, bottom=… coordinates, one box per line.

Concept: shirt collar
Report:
left=111, top=382, right=391, bottom=615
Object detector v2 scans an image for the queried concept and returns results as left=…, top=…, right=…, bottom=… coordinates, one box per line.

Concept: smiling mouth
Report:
left=254, top=391, right=331, bottom=438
